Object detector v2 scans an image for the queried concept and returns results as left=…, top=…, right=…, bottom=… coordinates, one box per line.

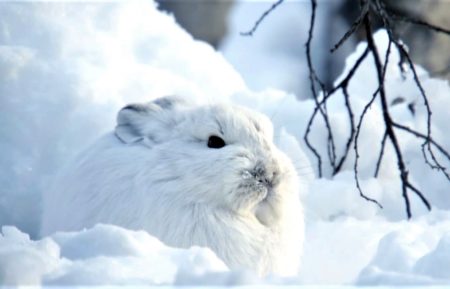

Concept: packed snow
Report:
left=1, top=0, right=450, bottom=286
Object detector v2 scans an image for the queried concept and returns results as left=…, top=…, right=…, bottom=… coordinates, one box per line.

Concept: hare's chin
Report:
left=251, top=186, right=270, bottom=205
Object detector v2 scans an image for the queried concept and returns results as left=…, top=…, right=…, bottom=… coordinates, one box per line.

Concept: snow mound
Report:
left=356, top=211, right=450, bottom=285
left=0, top=224, right=232, bottom=286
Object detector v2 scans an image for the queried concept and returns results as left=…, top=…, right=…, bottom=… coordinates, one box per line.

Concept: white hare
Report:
left=41, top=96, right=304, bottom=276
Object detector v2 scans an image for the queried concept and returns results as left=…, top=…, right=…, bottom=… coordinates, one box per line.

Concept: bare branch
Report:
left=240, top=0, right=450, bottom=218
left=363, top=10, right=434, bottom=218
left=374, top=130, right=388, bottom=178
left=301, top=0, right=450, bottom=218
left=392, top=122, right=450, bottom=181
left=305, top=0, right=344, bottom=177
left=382, top=18, right=450, bottom=183
left=304, top=0, right=326, bottom=177
left=240, top=0, right=284, bottom=36
left=332, top=86, right=355, bottom=175
left=353, top=88, right=383, bottom=209
left=331, top=1, right=369, bottom=53
left=392, top=122, right=450, bottom=161
left=327, top=47, right=370, bottom=97
left=407, top=182, right=432, bottom=211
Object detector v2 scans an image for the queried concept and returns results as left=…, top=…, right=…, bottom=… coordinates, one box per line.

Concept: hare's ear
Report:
left=115, top=96, right=185, bottom=144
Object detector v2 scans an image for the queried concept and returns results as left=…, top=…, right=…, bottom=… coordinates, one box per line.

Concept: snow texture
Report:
left=0, top=224, right=231, bottom=286
left=1, top=0, right=450, bottom=286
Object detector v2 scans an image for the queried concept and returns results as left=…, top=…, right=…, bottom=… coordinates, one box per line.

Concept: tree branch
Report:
left=304, top=0, right=450, bottom=218
left=363, top=10, right=418, bottom=218
left=354, top=87, right=384, bottom=209
left=240, top=0, right=285, bottom=36
left=242, top=0, right=450, bottom=218
left=374, top=130, right=388, bottom=178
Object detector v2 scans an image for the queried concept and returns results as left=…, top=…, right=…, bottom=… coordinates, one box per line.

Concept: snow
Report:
left=1, top=0, right=450, bottom=287
left=221, top=0, right=339, bottom=99
left=356, top=211, right=450, bottom=285
left=0, top=0, right=245, bottom=238
left=220, top=0, right=311, bottom=96
left=0, top=224, right=231, bottom=286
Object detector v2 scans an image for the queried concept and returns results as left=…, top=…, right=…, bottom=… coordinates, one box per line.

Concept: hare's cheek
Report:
left=227, top=181, right=268, bottom=211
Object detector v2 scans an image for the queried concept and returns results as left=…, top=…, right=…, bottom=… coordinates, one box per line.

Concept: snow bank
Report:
left=0, top=0, right=245, bottom=237
left=3, top=216, right=450, bottom=286
left=300, top=214, right=450, bottom=285
left=1, top=0, right=450, bottom=286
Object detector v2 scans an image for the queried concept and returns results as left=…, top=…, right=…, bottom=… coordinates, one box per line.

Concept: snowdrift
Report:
left=0, top=224, right=231, bottom=286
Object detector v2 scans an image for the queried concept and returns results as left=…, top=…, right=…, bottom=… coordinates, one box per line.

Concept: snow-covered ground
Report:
left=1, top=0, right=450, bottom=286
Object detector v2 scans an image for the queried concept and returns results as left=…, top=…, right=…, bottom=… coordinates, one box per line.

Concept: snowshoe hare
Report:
left=41, top=96, right=304, bottom=276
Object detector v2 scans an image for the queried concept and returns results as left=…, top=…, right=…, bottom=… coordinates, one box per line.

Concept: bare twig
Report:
left=240, top=0, right=284, bottom=36
left=353, top=88, right=384, bottom=209
left=392, top=122, right=450, bottom=180
left=407, top=182, right=432, bottom=211
left=326, top=47, right=370, bottom=97
left=374, top=131, right=388, bottom=178
left=304, top=0, right=327, bottom=177
left=331, top=1, right=369, bottom=53
left=329, top=47, right=370, bottom=175
left=333, top=86, right=355, bottom=174
left=392, top=122, right=450, bottom=161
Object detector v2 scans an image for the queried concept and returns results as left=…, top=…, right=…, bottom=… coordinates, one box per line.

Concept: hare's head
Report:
left=115, top=96, right=299, bottom=226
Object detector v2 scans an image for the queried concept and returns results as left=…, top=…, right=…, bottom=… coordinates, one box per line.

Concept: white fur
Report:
left=41, top=97, right=304, bottom=276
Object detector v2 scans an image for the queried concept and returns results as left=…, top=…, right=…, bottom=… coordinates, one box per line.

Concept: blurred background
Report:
left=156, top=0, right=450, bottom=98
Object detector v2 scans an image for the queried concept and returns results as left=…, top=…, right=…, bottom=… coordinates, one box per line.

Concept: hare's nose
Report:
left=251, top=161, right=279, bottom=188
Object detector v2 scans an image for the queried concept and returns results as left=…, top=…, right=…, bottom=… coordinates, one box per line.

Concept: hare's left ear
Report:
left=115, top=96, right=185, bottom=144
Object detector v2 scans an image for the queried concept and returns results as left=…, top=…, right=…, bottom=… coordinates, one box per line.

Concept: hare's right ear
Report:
left=115, top=96, right=185, bottom=144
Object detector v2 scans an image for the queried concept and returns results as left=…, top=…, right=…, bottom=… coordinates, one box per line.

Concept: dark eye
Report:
left=207, top=135, right=226, bottom=149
